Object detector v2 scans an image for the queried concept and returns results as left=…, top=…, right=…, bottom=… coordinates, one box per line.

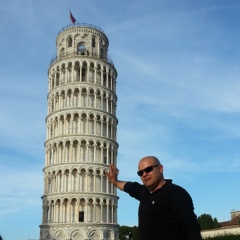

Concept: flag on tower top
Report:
left=70, top=10, right=76, bottom=24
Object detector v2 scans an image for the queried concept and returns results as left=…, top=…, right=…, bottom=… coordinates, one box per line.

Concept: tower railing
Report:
left=58, top=22, right=106, bottom=35
left=50, top=50, right=115, bottom=67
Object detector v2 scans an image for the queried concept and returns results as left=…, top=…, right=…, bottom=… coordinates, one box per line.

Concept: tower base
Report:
left=40, top=223, right=119, bottom=240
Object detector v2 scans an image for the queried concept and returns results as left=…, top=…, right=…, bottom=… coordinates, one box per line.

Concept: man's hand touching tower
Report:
left=105, top=164, right=126, bottom=191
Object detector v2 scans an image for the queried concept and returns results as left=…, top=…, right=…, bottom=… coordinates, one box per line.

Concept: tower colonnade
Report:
left=48, top=87, right=117, bottom=116
left=46, top=111, right=117, bottom=140
left=40, top=23, right=119, bottom=240
left=43, top=166, right=116, bottom=195
left=48, top=59, right=116, bottom=92
left=45, top=138, right=117, bottom=166
left=42, top=196, right=117, bottom=225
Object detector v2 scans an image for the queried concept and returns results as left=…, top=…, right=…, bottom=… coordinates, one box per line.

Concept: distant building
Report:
left=39, top=22, right=119, bottom=240
left=201, top=211, right=240, bottom=238
left=219, top=210, right=240, bottom=228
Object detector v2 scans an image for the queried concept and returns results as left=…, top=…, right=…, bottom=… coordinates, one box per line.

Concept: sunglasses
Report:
left=137, top=165, right=160, bottom=176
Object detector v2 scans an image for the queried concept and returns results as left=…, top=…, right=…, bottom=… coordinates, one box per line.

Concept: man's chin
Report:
left=144, top=182, right=153, bottom=189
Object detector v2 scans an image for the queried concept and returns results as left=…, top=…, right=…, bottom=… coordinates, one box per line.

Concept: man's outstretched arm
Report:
left=105, top=164, right=126, bottom=191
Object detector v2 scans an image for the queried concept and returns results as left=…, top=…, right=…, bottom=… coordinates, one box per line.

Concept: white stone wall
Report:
left=201, top=226, right=240, bottom=239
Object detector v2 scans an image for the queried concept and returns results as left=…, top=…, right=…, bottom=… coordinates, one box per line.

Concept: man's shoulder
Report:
left=124, top=181, right=146, bottom=191
left=165, top=180, right=192, bottom=201
left=165, top=180, right=188, bottom=193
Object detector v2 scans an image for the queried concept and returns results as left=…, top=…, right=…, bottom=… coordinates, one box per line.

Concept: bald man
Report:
left=105, top=156, right=202, bottom=240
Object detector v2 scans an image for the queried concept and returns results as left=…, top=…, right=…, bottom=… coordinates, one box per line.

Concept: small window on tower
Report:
left=92, top=37, right=96, bottom=47
left=100, top=48, right=104, bottom=59
left=79, top=211, right=84, bottom=222
left=67, top=37, right=72, bottom=47
left=82, top=69, right=86, bottom=77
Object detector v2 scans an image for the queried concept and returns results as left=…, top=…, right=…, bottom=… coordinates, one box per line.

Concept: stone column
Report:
left=94, top=67, right=97, bottom=84
left=67, top=201, right=71, bottom=223
left=87, top=65, right=90, bottom=82
left=80, top=63, right=82, bottom=82
left=106, top=202, right=109, bottom=223
left=100, top=66, right=103, bottom=86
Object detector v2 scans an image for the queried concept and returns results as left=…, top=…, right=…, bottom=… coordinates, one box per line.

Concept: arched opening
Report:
left=67, top=36, right=72, bottom=47
left=77, top=42, right=87, bottom=55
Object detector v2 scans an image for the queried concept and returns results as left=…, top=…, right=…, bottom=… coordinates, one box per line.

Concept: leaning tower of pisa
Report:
left=39, top=23, right=119, bottom=240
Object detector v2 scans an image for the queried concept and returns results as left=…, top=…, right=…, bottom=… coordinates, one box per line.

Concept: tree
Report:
left=213, top=217, right=220, bottom=228
left=119, top=226, right=132, bottom=240
left=197, top=214, right=220, bottom=230
left=119, top=225, right=139, bottom=240
left=0, top=235, right=3, bottom=240
left=132, top=226, right=139, bottom=240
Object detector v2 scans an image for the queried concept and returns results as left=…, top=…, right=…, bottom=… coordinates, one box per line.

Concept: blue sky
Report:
left=1, top=0, right=240, bottom=239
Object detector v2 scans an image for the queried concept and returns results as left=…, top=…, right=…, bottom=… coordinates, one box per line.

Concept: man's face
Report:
left=138, top=157, right=163, bottom=192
